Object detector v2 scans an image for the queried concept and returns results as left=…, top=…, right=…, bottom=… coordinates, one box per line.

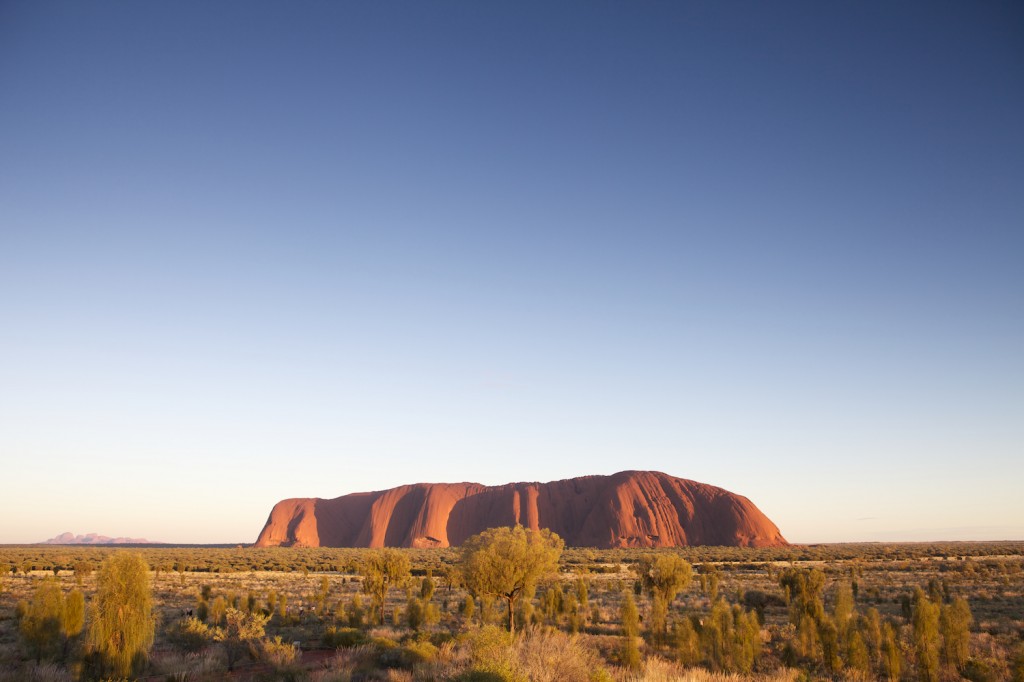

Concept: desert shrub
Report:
left=620, top=591, right=642, bottom=670
left=940, top=596, right=972, bottom=671
left=846, top=629, right=871, bottom=675
left=406, top=596, right=424, bottom=631
left=1013, top=644, right=1024, bottom=682
left=509, top=626, right=607, bottom=682
left=167, top=616, right=218, bottom=652
left=461, top=594, right=476, bottom=622
left=260, top=635, right=299, bottom=669
left=216, top=607, right=268, bottom=671
left=19, top=579, right=65, bottom=663
left=741, top=589, right=784, bottom=621
left=0, top=662, right=75, bottom=682
left=348, top=593, right=365, bottom=628
left=87, top=551, right=154, bottom=677
left=402, top=638, right=438, bottom=665
left=194, top=596, right=208, bottom=622
left=779, top=567, right=824, bottom=610
left=461, top=624, right=516, bottom=677
left=322, top=626, right=368, bottom=648
left=700, top=598, right=763, bottom=674
left=962, top=658, right=996, bottom=682
left=208, top=595, right=227, bottom=625
left=421, top=573, right=436, bottom=602
left=913, top=589, right=941, bottom=682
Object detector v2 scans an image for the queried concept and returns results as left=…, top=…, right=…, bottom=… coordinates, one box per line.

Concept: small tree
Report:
left=913, top=589, right=940, bottom=682
left=881, top=620, right=901, bottom=681
left=458, top=525, right=563, bottom=635
left=20, top=578, right=65, bottom=662
left=634, top=554, right=693, bottom=640
left=940, top=596, right=971, bottom=671
left=620, top=591, right=642, bottom=670
left=87, top=551, right=154, bottom=677
left=360, top=549, right=410, bottom=625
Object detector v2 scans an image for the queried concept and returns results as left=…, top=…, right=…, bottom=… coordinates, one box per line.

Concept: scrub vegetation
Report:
left=0, top=539, right=1021, bottom=681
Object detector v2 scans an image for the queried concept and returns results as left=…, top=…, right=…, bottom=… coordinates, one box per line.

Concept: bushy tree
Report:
left=634, top=554, right=693, bottom=603
left=633, top=554, right=693, bottom=641
left=87, top=551, right=154, bottom=677
left=459, top=525, right=563, bottom=634
left=940, top=596, right=971, bottom=671
left=360, top=548, right=411, bottom=625
left=20, top=578, right=65, bottom=662
left=779, top=567, right=826, bottom=661
left=780, top=567, right=825, bottom=618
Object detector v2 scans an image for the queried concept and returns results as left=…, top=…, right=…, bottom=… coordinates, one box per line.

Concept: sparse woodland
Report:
left=0, top=539, right=1022, bottom=681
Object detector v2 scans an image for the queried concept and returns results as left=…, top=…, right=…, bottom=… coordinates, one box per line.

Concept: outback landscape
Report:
left=1, top=540, right=1022, bottom=681
left=2, top=473, right=1023, bottom=681
left=5, top=2, right=1022, bottom=681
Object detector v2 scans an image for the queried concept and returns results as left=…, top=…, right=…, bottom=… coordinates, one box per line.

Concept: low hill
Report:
left=42, top=532, right=158, bottom=545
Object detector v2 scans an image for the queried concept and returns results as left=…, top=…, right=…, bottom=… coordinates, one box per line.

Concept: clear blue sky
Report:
left=2, top=2, right=1021, bottom=544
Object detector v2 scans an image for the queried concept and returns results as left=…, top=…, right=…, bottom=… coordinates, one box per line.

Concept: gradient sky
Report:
left=2, top=2, right=1022, bottom=544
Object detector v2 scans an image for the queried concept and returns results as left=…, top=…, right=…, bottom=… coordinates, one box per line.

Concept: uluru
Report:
left=256, top=471, right=786, bottom=549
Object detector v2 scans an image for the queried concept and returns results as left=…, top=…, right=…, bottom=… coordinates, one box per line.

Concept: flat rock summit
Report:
left=256, top=471, right=786, bottom=549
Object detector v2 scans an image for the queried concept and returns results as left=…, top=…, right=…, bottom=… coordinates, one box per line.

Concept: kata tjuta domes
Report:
left=255, top=470, right=787, bottom=549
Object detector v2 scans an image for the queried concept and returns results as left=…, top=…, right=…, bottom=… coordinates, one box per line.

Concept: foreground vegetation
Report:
left=0, top=540, right=1022, bottom=681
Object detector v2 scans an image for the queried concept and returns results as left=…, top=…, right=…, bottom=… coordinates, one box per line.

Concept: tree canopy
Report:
left=459, top=525, right=564, bottom=634
left=360, top=548, right=411, bottom=625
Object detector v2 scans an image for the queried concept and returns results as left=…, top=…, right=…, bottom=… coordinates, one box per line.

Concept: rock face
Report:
left=255, top=471, right=787, bottom=549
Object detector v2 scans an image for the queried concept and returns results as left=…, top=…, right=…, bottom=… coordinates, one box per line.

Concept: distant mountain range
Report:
left=42, top=532, right=159, bottom=545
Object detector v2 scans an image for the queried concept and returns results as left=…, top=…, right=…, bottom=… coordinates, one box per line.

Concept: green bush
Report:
left=167, top=617, right=217, bottom=652
left=322, top=626, right=367, bottom=648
